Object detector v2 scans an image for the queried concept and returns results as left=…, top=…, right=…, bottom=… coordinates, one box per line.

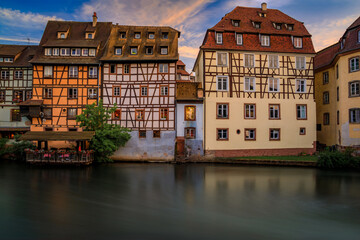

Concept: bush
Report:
left=317, top=148, right=360, bottom=169
left=8, top=135, right=36, bottom=161
left=0, top=138, right=10, bottom=159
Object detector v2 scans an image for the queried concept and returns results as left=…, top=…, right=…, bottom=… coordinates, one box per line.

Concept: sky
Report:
left=1, top=0, right=359, bottom=72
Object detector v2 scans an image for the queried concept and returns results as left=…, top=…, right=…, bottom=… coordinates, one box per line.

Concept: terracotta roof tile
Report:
left=0, top=45, right=38, bottom=67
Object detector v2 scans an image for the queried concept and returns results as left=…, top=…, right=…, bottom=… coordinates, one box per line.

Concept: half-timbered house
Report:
left=101, top=25, right=180, bottom=161
left=193, top=3, right=316, bottom=157
left=28, top=13, right=112, bottom=140
left=0, top=45, right=37, bottom=139
left=176, top=60, right=191, bottom=81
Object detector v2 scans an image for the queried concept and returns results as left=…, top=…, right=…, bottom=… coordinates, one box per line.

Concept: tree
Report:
left=76, top=100, right=131, bottom=162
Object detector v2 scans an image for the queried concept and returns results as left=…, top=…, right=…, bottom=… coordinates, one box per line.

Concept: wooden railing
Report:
left=25, top=149, right=94, bottom=165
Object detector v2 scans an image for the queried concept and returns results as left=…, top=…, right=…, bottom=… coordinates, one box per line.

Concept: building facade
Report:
left=100, top=25, right=180, bottom=161
left=176, top=60, right=191, bottom=81
left=0, top=45, right=37, bottom=139
left=314, top=17, right=360, bottom=148
left=193, top=3, right=316, bottom=157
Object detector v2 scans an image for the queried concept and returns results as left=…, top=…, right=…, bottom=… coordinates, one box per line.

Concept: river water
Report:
left=1, top=162, right=360, bottom=240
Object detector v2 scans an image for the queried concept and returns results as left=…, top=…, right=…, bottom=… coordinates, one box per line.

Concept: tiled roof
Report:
left=347, top=16, right=360, bottom=30
left=177, top=69, right=190, bottom=76
left=100, top=25, right=180, bottom=62
left=177, top=60, right=186, bottom=66
left=0, top=45, right=38, bottom=67
left=201, top=5, right=315, bottom=54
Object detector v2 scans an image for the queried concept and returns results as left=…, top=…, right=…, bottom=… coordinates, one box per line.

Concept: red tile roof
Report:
left=177, top=69, right=190, bottom=76
left=201, top=6, right=315, bottom=54
left=177, top=60, right=186, bottom=66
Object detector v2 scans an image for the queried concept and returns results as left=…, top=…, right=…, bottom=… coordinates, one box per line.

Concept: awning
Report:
left=19, top=131, right=95, bottom=141
left=18, top=100, right=43, bottom=106
left=0, top=127, right=30, bottom=132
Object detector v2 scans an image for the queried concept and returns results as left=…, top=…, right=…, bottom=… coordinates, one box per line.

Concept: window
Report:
left=13, top=91, right=23, bottom=103
left=217, top=129, right=228, bottom=140
left=141, top=86, right=148, bottom=96
left=146, top=46, right=153, bottom=55
left=236, top=33, right=243, bottom=45
left=349, top=108, right=360, bottom=123
left=244, top=54, right=255, bottom=67
left=45, top=48, right=52, bottom=56
left=124, top=64, right=130, bottom=74
left=159, top=64, right=168, bottom=73
left=232, top=20, right=240, bottom=27
left=160, top=108, right=168, bottom=120
left=323, top=91, right=329, bottom=104
left=160, top=47, right=168, bottom=55
left=139, top=130, right=146, bottom=138
left=300, top=128, right=306, bottom=135
left=82, top=48, right=89, bottom=56
left=185, top=106, right=196, bottom=121
left=44, top=66, right=53, bottom=78
left=135, top=109, right=145, bottom=120
left=317, top=124, right=322, bottom=131
left=67, top=108, right=77, bottom=120
left=113, top=109, right=121, bottom=120
left=162, top=32, right=169, bottom=39
left=217, top=103, right=228, bottom=119
left=0, top=58, right=2, bottom=62
left=89, top=49, right=96, bottom=56
left=270, top=129, right=280, bottom=141
left=268, top=55, right=278, bottom=68
left=130, top=47, right=138, bottom=55
left=43, top=108, right=52, bottom=119
left=115, top=47, right=122, bottom=55
left=71, top=48, right=81, bottom=56
left=11, top=109, right=21, bottom=122
left=268, top=78, right=279, bottom=92
left=296, top=79, right=306, bottom=93
left=337, top=111, right=340, bottom=125
left=1, top=70, right=9, bottom=79
left=323, top=72, right=329, bottom=84
left=68, top=88, right=78, bottom=99
left=349, top=57, right=359, bottom=72
left=244, top=77, right=256, bottom=92
left=261, top=35, right=270, bottom=46
left=323, top=113, right=330, bottom=125
left=294, top=37, right=302, bottom=48
left=25, top=90, right=32, bottom=100
left=217, top=52, right=228, bottom=66
left=160, top=86, right=168, bottom=96
left=110, top=64, right=116, bottom=74
left=216, top=32, right=223, bottom=44
left=287, top=24, right=294, bottom=31
left=134, top=32, right=141, bottom=39
left=358, top=31, right=360, bottom=43
left=217, top=76, right=228, bottom=91
left=337, top=86, right=339, bottom=101
left=185, top=128, right=196, bottom=139
left=336, top=64, right=339, bottom=79
left=148, top=32, right=155, bottom=39
left=14, top=71, right=23, bottom=80
left=245, top=129, right=256, bottom=140
left=59, top=32, right=66, bottom=39
left=254, top=22, right=261, bottom=29
left=89, top=66, right=97, bottom=78
left=113, top=86, right=120, bottom=96
left=69, top=66, right=78, bottom=78
left=349, top=81, right=360, bottom=97
left=53, top=48, right=59, bottom=56
left=297, top=105, right=307, bottom=120
left=119, top=32, right=126, bottom=39
left=153, top=130, right=161, bottom=138
left=245, top=104, right=256, bottom=119
left=296, top=56, right=306, bottom=69
left=88, top=88, right=97, bottom=99
left=274, top=23, right=282, bottom=30
left=60, top=48, right=70, bottom=56
left=269, top=104, right=280, bottom=119
left=0, top=90, right=5, bottom=102
left=4, top=58, right=13, bottom=62
left=43, top=88, right=52, bottom=98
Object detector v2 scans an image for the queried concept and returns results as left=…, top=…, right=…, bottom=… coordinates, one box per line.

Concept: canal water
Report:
left=1, top=162, right=360, bottom=240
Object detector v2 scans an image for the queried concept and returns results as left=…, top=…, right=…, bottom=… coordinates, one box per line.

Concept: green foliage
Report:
left=76, top=100, right=131, bottom=162
left=317, top=148, right=360, bottom=169
left=0, top=138, right=10, bottom=158
left=0, top=135, right=36, bottom=161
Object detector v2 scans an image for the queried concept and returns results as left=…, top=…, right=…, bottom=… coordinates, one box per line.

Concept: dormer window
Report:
left=258, top=13, right=266, bottom=17
left=236, top=33, right=243, bottom=45
left=253, top=22, right=261, bottom=29
left=130, top=47, right=138, bottom=55
left=58, top=32, right=67, bottom=39
left=274, top=23, right=282, bottom=30
left=148, top=32, right=155, bottom=39
left=134, top=32, right=141, bottom=39
left=232, top=20, right=240, bottom=27
left=146, top=46, right=153, bottom=55
left=82, top=48, right=89, bottom=56
left=60, top=48, right=70, bottom=56
left=89, top=48, right=96, bottom=56
left=86, top=32, right=95, bottom=39
left=162, top=32, right=169, bottom=39
left=4, top=58, right=13, bottom=62
left=287, top=24, right=294, bottom=31
left=293, top=37, right=302, bottom=48
left=45, top=48, right=52, bottom=56
left=160, top=46, right=168, bottom=55
left=119, top=32, right=126, bottom=39
left=115, top=47, right=122, bottom=55
left=216, top=32, right=223, bottom=44
left=71, top=48, right=81, bottom=56
left=53, top=48, right=59, bottom=56
left=0, top=58, right=3, bottom=62
left=261, top=35, right=270, bottom=46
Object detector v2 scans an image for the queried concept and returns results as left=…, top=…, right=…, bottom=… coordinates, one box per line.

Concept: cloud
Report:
left=179, top=46, right=199, bottom=59
left=0, top=37, right=39, bottom=43
left=0, top=7, right=63, bottom=29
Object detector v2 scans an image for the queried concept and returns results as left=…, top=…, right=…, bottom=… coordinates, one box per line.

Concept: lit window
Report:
left=217, top=52, right=228, bottom=66
left=297, top=105, right=307, bottom=119
left=88, top=88, right=98, bottom=99
left=113, top=109, right=121, bottom=120
left=185, top=106, right=196, bottom=121
left=244, top=77, right=255, bottom=92
left=44, top=66, right=53, bottom=78
left=236, top=33, right=243, bottom=45
left=270, top=129, right=280, bottom=140
left=217, top=104, right=228, bottom=119
left=115, top=47, right=122, bottom=55
left=244, top=54, right=255, bottom=67
left=269, top=104, right=280, bottom=119
left=130, top=47, right=138, bottom=55
left=68, top=88, right=78, bottom=99
left=69, top=66, right=78, bottom=78
left=89, top=66, right=97, bottom=78
left=67, top=108, right=77, bottom=119
left=159, top=64, right=168, bottom=73
left=296, top=79, right=306, bottom=93
left=349, top=108, right=360, bottom=123
left=45, top=48, right=52, bottom=56
left=294, top=37, right=302, bottom=48
left=160, top=86, right=168, bottom=96
left=217, top=129, right=228, bottom=140
left=244, top=104, right=255, bottom=119
left=268, top=78, right=279, bottom=92
left=261, top=35, right=270, bottom=46
left=185, top=128, right=196, bottom=139
left=113, top=86, right=120, bottom=96
left=268, top=55, right=278, bottom=68
left=296, top=56, right=306, bottom=69
left=349, top=57, right=359, bottom=72
left=160, top=47, right=168, bottom=55
left=216, top=32, right=223, bottom=44
left=135, top=109, right=145, bottom=120
left=160, top=108, right=168, bottom=120
left=11, top=109, right=21, bottom=122
left=245, top=129, right=256, bottom=140
left=349, top=81, right=360, bottom=97
left=217, top=76, right=228, bottom=91
left=13, top=91, right=23, bottom=103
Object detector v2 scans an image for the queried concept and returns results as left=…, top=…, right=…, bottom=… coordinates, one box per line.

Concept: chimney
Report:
left=92, top=12, right=98, bottom=27
left=261, top=2, right=267, bottom=11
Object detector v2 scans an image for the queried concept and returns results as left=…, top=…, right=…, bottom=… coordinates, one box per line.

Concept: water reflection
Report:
left=1, top=162, right=360, bottom=240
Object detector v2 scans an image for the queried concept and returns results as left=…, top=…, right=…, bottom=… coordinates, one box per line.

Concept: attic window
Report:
left=216, top=32, right=223, bottom=44
left=232, top=20, right=240, bottom=27
left=119, top=32, right=126, bottom=39
left=148, top=32, right=155, bottom=39
left=146, top=46, right=153, bottom=55
left=162, top=32, right=169, bottom=39
left=4, top=58, right=13, bottom=62
left=160, top=46, right=168, bottom=55
left=130, top=47, right=138, bottom=55
left=86, top=32, right=95, bottom=39
left=287, top=24, right=294, bottom=31
left=258, top=13, right=266, bottom=17
left=115, top=47, right=122, bottom=55
left=58, top=32, right=67, bottom=39
left=253, top=22, right=261, bottom=29
left=358, top=31, right=360, bottom=43
left=274, top=23, right=282, bottom=30
left=293, top=37, right=302, bottom=48
left=134, top=32, right=141, bottom=39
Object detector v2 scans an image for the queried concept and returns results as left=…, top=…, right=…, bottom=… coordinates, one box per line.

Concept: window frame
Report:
left=299, top=127, right=306, bottom=135
left=67, top=88, right=78, bottom=99
left=244, top=54, right=255, bottom=68
left=88, top=88, right=98, bottom=99
left=296, top=104, right=307, bottom=120
left=130, top=47, right=138, bottom=55
left=112, top=109, right=121, bottom=121
left=244, top=128, right=256, bottom=141
left=135, top=109, right=145, bottom=121
left=160, top=46, right=168, bottom=55
left=261, top=35, right=270, bottom=46
left=216, top=103, right=229, bottom=119
left=349, top=108, right=360, bottom=124
left=269, top=128, right=280, bottom=141
left=323, top=91, right=330, bottom=104
left=184, top=105, right=196, bottom=121
left=115, top=47, right=122, bottom=55
left=244, top=103, right=256, bottom=119
left=268, top=78, right=280, bottom=92
left=269, top=104, right=280, bottom=120
left=43, top=88, right=53, bottom=99
left=68, top=66, right=78, bottom=78
left=268, top=55, right=279, bottom=68
left=159, top=108, right=169, bottom=121
left=113, top=86, right=121, bottom=97
left=44, top=66, right=53, bottom=78
left=216, top=128, right=229, bottom=141
left=159, top=63, right=169, bottom=73
left=123, top=64, right=131, bottom=74
left=295, top=79, right=306, bottom=93
left=67, top=108, right=77, bottom=120
left=160, top=85, right=169, bottom=96
left=293, top=37, right=303, bottom=48
left=10, top=109, right=21, bottom=122
left=236, top=33, right=243, bottom=45
left=349, top=81, right=360, bottom=97
left=323, top=71, right=329, bottom=84
left=349, top=57, right=359, bottom=73
left=14, top=70, right=23, bottom=80
left=185, top=127, right=196, bottom=139
left=88, top=66, right=98, bottom=78
left=216, top=32, right=223, bottom=44
left=244, top=77, right=256, bottom=92
left=1, top=70, right=10, bottom=80
left=216, top=76, right=229, bottom=91
left=217, top=52, right=228, bottom=66
left=295, top=56, right=306, bottom=70
left=140, top=85, right=148, bottom=97
left=323, top=112, right=330, bottom=125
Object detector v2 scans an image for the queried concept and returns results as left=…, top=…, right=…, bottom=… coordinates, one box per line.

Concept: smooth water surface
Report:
left=1, top=162, right=360, bottom=240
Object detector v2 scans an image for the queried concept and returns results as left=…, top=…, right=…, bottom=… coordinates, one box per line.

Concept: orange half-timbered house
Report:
left=100, top=25, right=180, bottom=161
left=28, top=14, right=112, bottom=137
